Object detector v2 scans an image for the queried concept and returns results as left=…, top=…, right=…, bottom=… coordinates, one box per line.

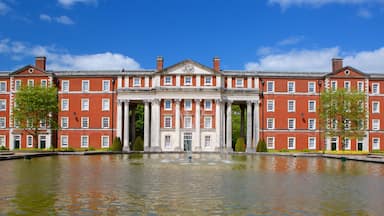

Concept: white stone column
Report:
left=116, top=100, right=122, bottom=140
left=226, top=101, right=233, bottom=152
left=150, top=99, right=161, bottom=151
left=253, top=101, right=259, bottom=150
left=215, top=99, right=221, bottom=151
left=175, top=99, right=181, bottom=151
left=195, top=99, right=201, bottom=151
left=246, top=101, right=252, bottom=152
left=123, top=101, right=130, bottom=151
left=144, top=100, right=150, bottom=151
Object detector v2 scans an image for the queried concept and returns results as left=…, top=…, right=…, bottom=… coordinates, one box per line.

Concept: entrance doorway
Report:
left=39, top=135, right=46, bottom=149
left=357, top=139, right=363, bottom=151
left=183, top=133, right=192, bottom=151
left=331, top=137, right=338, bottom=151
left=14, top=135, right=21, bottom=149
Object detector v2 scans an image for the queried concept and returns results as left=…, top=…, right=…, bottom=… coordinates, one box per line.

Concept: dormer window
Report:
left=204, top=76, right=212, bottom=86
left=164, top=76, right=172, bottom=85
left=184, top=76, right=192, bottom=86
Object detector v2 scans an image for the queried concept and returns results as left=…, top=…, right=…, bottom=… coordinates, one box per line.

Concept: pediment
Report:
left=159, top=60, right=221, bottom=75
left=327, top=66, right=368, bottom=78
left=10, top=65, right=48, bottom=76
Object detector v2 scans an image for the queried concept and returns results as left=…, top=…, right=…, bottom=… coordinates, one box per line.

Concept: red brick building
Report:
left=0, top=56, right=381, bottom=152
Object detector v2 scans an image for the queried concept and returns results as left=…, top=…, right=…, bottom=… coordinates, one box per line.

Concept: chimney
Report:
left=35, top=56, right=46, bottom=71
left=332, top=58, right=343, bottom=73
left=156, top=56, right=164, bottom=71
left=213, top=57, right=220, bottom=72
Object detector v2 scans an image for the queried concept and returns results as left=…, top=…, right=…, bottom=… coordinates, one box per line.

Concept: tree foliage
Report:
left=12, top=85, right=58, bottom=148
left=319, top=88, right=366, bottom=150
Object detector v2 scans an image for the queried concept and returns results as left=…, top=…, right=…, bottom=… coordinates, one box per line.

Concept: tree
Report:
left=12, top=86, right=58, bottom=148
left=319, top=88, right=366, bottom=150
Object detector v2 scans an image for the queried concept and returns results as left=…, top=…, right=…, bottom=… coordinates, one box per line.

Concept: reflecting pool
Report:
left=1, top=154, right=384, bottom=215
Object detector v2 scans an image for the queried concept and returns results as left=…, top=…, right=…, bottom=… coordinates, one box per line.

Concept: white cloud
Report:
left=58, top=0, right=97, bottom=7
left=0, top=1, right=10, bottom=15
left=0, top=38, right=141, bottom=70
left=245, top=47, right=384, bottom=73
left=277, top=36, right=304, bottom=46
left=357, top=8, right=373, bottom=18
left=40, top=14, right=74, bottom=25
left=269, top=0, right=384, bottom=9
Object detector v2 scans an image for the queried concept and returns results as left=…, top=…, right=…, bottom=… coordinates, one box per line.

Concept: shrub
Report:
left=88, top=147, right=96, bottom=151
left=111, top=137, right=122, bottom=151
left=235, top=137, right=246, bottom=152
left=0, top=146, right=9, bottom=151
left=133, top=136, right=144, bottom=151
left=256, top=139, right=268, bottom=152
left=59, top=147, right=75, bottom=152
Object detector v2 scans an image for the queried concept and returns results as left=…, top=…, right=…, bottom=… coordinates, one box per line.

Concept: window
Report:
left=82, top=80, right=89, bottom=92
left=27, top=135, right=33, bottom=148
left=41, top=80, right=47, bottom=88
left=165, top=135, right=171, bottom=148
left=332, top=119, right=338, bottom=129
left=288, top=118, right=296, bottom=130
left=344, top=138, right=351, bottom=150
left=14, top=120, right=19, bottom=128
left=0, top=81, right=6, bottom=92
left=308, top=82, right=316, bottom=93
left=344, top=119, right=351, bottom=130
left=372, top=119, right=380, bottom=130
left=344, top=81, right=351, bottom=91
left=184, top=116, right=192, bottom=128
left=102, top=99, right=110, bottom=111
left=61, top=136, right=68, bottom=148
left=204, top=136, right=211, bottom=147
left=0, top=99, right=6, bottom=111
left=267, top=81, right=274, bottom=93
left=102, top=80, right=110, bottom=91
left=358, top=81, right=364, bottom=92
left=204, top=116, right=212, bottom=129
left=102, top=117, right=109, bottom=128
left=133, top=77, right=141, bottom=87
left=0, top=136, right=5, bottom=147
left=28, top=80, right=34, bottom=87
left=0, top=117, right=5, bottom=128
left=81, top=136, right=89, bottom=148
left=40, top=119, right=46, bottom=129
left=267, top=118, right=275, bottom=129
left=81, top=117, right=89, bottom=128
left=15, top=80, right=21, bottom=91
left=61, top=99, right=69, bottom=111
left=204, top=76, right=212, bottom=86
left=184, top=100, right=192, bottom=111
left=164, top=116, right=172, bottom=128
left=287, top=81, right=295, bottom=93
left=372, top=101, right=380, bottom=113
left=204, top=100, right=212, bottom=110
left=101, top=136, right=109, bottom=148
left=267, top=137, right=275, bottom=149
left=184, top=76, right=192, bottom=86
left=308, top=119, right=316, bottom=130
left=61, top=117, right=68, bottom=128
left=164, top=76, right=172, bottom=85
left=308, top=137, right=316, bottom=150
left=372, top=83, right=379, bottom=94
left=308, top=100, right=316, bottom=112
left=288, top=100, right=296, bottom=112
left=62, top=80, right=69, bottom=92
left=82, top=99, right=89, bottom=111
left=236, top=78, right=244, bottom=88
left=372, top=138, right=380, bottom=150
left=164, top=100, right=172, bottom=110
left=288, top=137, right=296, bottom=150
left=331, top=81, right=337, bottom=91
left=267, top=100, right=275, bottom=112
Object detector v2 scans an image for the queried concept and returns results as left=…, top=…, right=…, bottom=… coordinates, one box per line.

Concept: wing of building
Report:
left=0, top=56, right=382, bottom=152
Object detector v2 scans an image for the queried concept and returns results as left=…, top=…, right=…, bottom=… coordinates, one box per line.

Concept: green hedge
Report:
left=111, top=137, right=122, bottom=151
left=235, top=137, right=246, bottom=152
left=256, top=139, right=268, bottom=152
left=133, top=136, right=144, bottom=151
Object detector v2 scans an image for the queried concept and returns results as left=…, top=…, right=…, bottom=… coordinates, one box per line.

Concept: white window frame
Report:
left=267, top=118, right=275, bottom=129
left=331, top=81, right=337, bottom=91
left=308, top=137, right=316, bottom=150
left=204, top=135, right=211, bottom=147
left=267, top=81, right=274, bottom=93
left=61, top=99, right=69, bottom=111
left=102, top=117, right=110, bottom=129
left=133, top=77, right=141, bottom=87
left=267, top=137, right=275, bottom=149
left=372, top=119, right=380, bottom=131
left=101, top=136, right=109, bottom=148
left=0, top=99, right=6, bottom=111
left=204, top=100, right=212, bottom=111
left=81, top=136, right=89, bottom=148
left=235, top=78, right=244, bottom=88
left=165, top=135, right=171, bottom=148
left=81, top=117, right=89, bottom=129
left=288, top=100, right=296, bottom=112
left=0, top=117, right=6, bottom=128
left=184, top=116, right=192, bottom=128
left=164, top=76, right=172, bottom=85
left=61, top=135, right=68, bottom=148
left=344, top=138, right=351, bottom=150
left=15, top=80, right=21, bottom=91
left=184, top=100, right=192, bottom=111
left=82, top=80, right=90, bottom=92
left=164, top=100, right=172, bottom=111
left=204, top=116, right=212, bottom=129
left=102, top=80, right=110, bottom=92
left=0, top=135, right=5, bottom=147
left=372, top=138, right=380, bottom=150
left=102, top=99, right=110, bottom=111
left=308, top=118, right=316, bottom=130
left=287, top=81, right=295, bottom=93
left=81, top=99, right=89, bottom=111
left=372, top=83, right=379, bottom=94
left=27, top=135, right=33, bottom=148
left=344, top=81, right=351, bottom=91
left=288, top=118, right=296, bottom=130
left=308, top=100, right=316, bottom=112
left=0, top=81, right=6, bottom=92
left=164, top=116, right=172, bottom=128
left=41, top=79, right=47, bottom=88
left=204, top=76, right=212, bottom=86
left=372, top=101, right=380, bottom=113
left=184, top=76, right=192, bottom=86
left=288, top=137, right=296, bottom=150
left=28, top=79, right=34, bottom=87
left=61, top=117, right=69, bottom=129
left=308, top=82, right=316, bottom=93
left=357, top=81, right=364, bottom=92
left=267, top=100, right=275, bottom=112
left=62, top=80, right=69, bottom=92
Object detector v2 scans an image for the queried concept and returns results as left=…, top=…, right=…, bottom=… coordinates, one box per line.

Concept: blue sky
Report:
left=0, top=0, right=384, bottom=72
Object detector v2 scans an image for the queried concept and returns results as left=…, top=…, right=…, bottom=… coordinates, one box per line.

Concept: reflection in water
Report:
left=0, top=154, right=383, bottom=215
